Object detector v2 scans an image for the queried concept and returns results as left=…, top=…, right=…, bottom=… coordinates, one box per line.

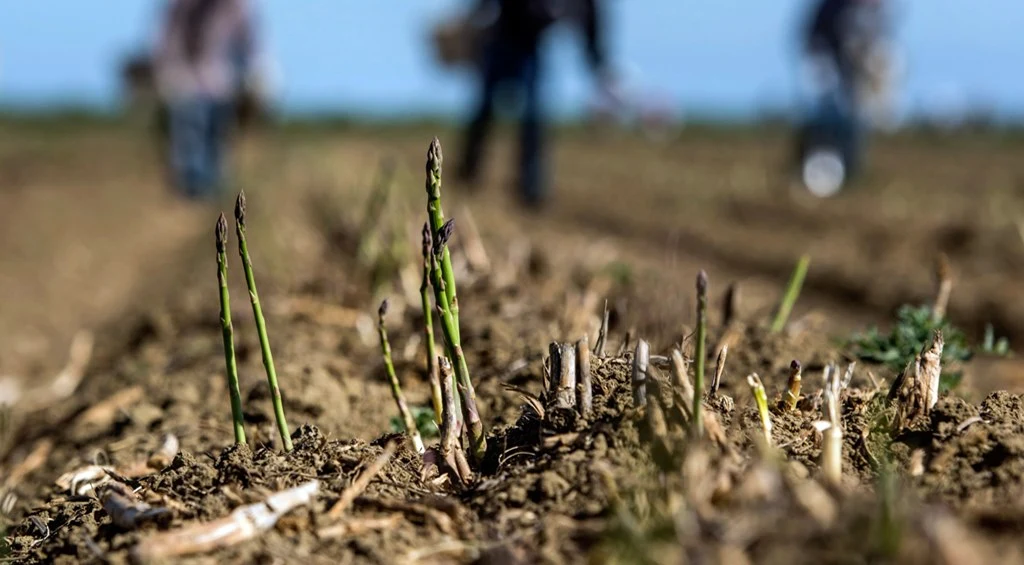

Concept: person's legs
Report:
left=457, top=38, right=505, bottom=186
left=517, top=47, right=545, bottom=208
left=167, top=97, right=208, bottom=198
left=202, top=98, right=235, bottom=198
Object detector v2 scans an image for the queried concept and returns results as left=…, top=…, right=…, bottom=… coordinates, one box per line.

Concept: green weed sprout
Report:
left=378, top=299, right=425, bottom=454
left=851, top=304, right=972, bottom=392
left=420, top=223, right=444, bottom=425
left=747, top=374, right=772, bottom=447
left=693, top=270, right=708, bottom=439
left=216, top=214, right=246, bottom=445
left=234, top=191, right=292, bottom=452
left=770, top=254, right=810, bottom=333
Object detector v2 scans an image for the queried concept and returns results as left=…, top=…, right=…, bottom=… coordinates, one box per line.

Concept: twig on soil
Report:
left=782, top=360, right=802, bottom=411
left=595, top=300, right=610, bottom=357
left=74, top=385, right=144, bottom=430
left=317, top=513, right=403, bottom=540
left=576, top=335, right=593, bottom=417
left=670, top=349, right=694, bottom=419
left=710, top=344, right=728, bottom=396
left=378, top=300, right=425, bottom=455
left=327, top=442, right=397, bottom=519
left=747, top=374, right=772, bottom=447
left=131, top=480, right=319, bottom=564
left=931, top=253, right=953, bottom=323
left=216, top=213, right=247, bottom=445
left=100, top=481, right=172, bottom=530
left=420, top=224, right=443, bottom=425
left=234, top=191, right=292, bottom=452
left=632, top=339, right=650, bottom=408
left=770, top=254, right=810, bottom=333
left=693, top=270, right=708, bottom=438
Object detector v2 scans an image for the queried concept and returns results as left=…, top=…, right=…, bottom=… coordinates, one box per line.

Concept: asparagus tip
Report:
left=234, top=190, right=247, bottom=225
left=216, top=213, right=228, bottom=252
left=791, top=359, right=801, bottom=371
left=697, top=270, right=708, bottom=295
left=421, top=222, right=432, bottom=258
left=378, top=298, right=390, bottom=322
left=434, top=219, right=455, bottom=255
left=427, top=137, right=443, bottom=172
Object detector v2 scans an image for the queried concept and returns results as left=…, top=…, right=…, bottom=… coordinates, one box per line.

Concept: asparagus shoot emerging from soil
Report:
left=770, top=254, right=810, bottom=333
left=576, top=335, right=593, bottom=417
left=783, top=359, right=802, bottom=411
left=817, top=364, right=843, bottom=485
left=931, top=253, right=952, bottom=323
left=595, top=299, right=610, bottom=357
left=632, top=339, right=650, bottom=408
left=377, top=300, right=425, bottom=454
left=420, top=223, right=443, bottom=425
left=747, top=374, right=772, bottom=447
left=234, top=191, right=292, bottom=452
left=215, top=214, right=247, bottom=446
left=425, top=138, right=460, bottom=343
left=710, top=344, right=728, bottom=396
left=428, top=220, right=486, bottom=460
left=693, top=270, right=708, bottom=438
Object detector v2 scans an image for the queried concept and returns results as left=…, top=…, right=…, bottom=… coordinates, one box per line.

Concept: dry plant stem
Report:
left=438, top=357, right=472, bottom=482
left=819, top=365, right=843, bottom=485
left=555, top=343, right=577, bottom=409
left=429, top=248, right=485, bottom=460
left=747, top=374, right=772, bottom=446
left=710, top=344, right=728, bottom=396
left=783, top=360, right=802, bottom=411
left=216, top=214, right=246, bottom=445
left=770, top=254, right=810, bottom=333
left=234, top=192, right=292, bottom=452
left=932, top=253, right=952, bottom=323
left=425, top=138, right=460, bottom=343
left=378, top=300, right=425, bottom=455
left=670, top=349, right=694, bottom=417
left=132, top=480, right=319, bottom=563
left=101, top=482, right=171, bottom=530
left=576, top=335, right=593, bottom=416
left=693, top=270, right=708, bottom=438
left=328, top=443, right=396, bottom=519
left=722, top=282, right=740, bottom=327
left=420, top=224, right=443, bottom=425
left=595, top=299, right=609, bottom=357
left=632, top=339, right=650, bottom=408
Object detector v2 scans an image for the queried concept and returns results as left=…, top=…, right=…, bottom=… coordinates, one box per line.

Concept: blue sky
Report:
left=1, top=1, right=1021, bottom=121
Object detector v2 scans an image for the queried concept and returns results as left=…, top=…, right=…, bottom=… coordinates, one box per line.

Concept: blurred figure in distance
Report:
left=794, top=0, right=893, bottom=195
left=152, top=0, right=261, bottom=200
left=455, top=0, right=619, bottom=210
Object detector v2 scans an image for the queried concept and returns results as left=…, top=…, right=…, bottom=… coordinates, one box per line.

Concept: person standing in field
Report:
left=796, top=0, right=892, bottom=185
left=152, top=0, right=260, bottom=200
left=455, top=0, right=617, bottom=210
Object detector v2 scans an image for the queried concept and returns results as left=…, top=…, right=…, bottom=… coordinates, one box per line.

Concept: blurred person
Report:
left=455, top=0, right=618, bottom=210
left=152, top=0, right=261, bottom=200
left=794, top=0, right=892, bottom=195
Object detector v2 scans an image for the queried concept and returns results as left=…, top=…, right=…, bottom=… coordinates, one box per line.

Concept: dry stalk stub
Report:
left=693, top=270, right=708, bottom=438
left=817, top=364, right=844, bottom=485
left=888, top=330, right=944, bottom=430
left=553, top=342, right=577, bottom=410
left=782, top=359, right=802, bottom=411
left=710, top=344, right=728, bottom=396
left=932, top=253, right=952, bottom=323
left=576, top=335, right=593, bottom=417
left=632, top=339, right=650, bottom=408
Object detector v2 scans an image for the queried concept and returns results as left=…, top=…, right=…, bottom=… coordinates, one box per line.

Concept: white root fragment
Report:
left=130, top=480, right=319, bottom=564
left=56, top=465, right=117, bottom=497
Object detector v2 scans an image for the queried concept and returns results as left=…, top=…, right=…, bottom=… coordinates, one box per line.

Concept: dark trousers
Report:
left=166, top=96, right=233, bottom=199
left=800, top=72, right=866, bottom=179
left=458, top=37, right=544, bottom=206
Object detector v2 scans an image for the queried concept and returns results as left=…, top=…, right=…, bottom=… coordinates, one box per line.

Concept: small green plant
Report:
left=390, top=406, right=439, bottom=439
left=215, top=214, right=247, bottom=445
left=770, top=254, right=810, bottom=333
left=850, top=304, right=972, bottom=392
left=234, top=191, right=293, bottom=451
left=981, top=323, right=1011, bottom=356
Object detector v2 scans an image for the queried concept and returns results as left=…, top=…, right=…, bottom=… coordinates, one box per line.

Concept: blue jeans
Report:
left=459, top=37, right=545, bottom=206
left=801, top=84, right=865, bottom=178
left=167, top=97, right=233, bottom=199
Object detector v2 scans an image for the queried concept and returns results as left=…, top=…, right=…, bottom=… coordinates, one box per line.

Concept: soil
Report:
left=2, top=120, right=1024, bottom=564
